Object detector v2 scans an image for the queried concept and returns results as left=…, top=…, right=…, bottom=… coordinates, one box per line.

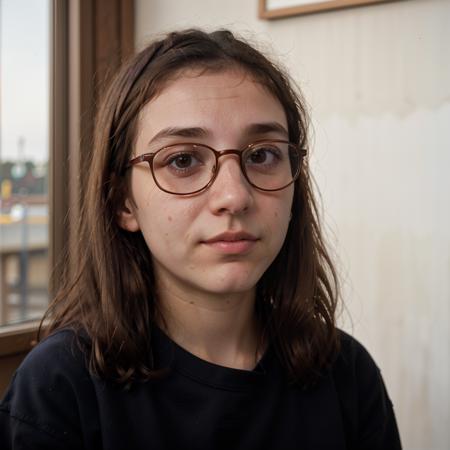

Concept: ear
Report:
left=117, top=197, right=140, bottom=232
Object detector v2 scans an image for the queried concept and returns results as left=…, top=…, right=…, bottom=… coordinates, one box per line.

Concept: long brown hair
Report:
left=42, top=29, right=340, bottom=386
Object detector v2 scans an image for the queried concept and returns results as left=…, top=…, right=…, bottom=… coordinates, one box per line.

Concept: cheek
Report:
left=139, top=206, right=176, bottom=247
left=271, top=188, right=293, bottom=223
left=272, top=208, right=291, bottom=245
left=134, top=192, right=199, bottom=255
left=138, top=213, right=178, bottom=259
left=260, top=190, right=293, bottom=249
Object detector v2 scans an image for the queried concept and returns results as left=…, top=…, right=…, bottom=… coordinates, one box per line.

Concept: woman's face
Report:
left=120, top=69, right=294, bottom=299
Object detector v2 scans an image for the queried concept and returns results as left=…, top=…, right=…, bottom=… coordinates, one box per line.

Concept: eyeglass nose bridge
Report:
left=216, top=148, right=242, bottom=158
left=209, top=148, right=250, bottom=186
left=212, top=148, right=246, bottom=166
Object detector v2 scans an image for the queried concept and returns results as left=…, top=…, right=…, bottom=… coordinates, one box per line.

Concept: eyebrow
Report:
left=149, top=127, right=208, bottom=145
left=148, top=121, right=289, bottom=147
left=245, top=122, right=288, bottom=138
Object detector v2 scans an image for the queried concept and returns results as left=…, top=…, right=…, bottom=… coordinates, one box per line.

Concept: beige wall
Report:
left=135, top=1, right=450, bottom=448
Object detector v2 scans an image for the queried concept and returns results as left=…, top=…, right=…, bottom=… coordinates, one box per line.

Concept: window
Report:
left=0, top=0, right=51, bottom=326
left=0, top=0, right=134, bottom=395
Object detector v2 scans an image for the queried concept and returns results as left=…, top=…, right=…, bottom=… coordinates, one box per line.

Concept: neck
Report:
left=155, top=281, right=264, bottom=371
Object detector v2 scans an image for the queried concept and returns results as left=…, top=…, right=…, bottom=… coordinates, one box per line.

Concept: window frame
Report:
left=0, top=0, right=134, bottom=394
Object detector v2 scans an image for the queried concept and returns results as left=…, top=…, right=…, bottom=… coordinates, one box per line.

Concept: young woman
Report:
left=0, top=29, right=402, bottom=449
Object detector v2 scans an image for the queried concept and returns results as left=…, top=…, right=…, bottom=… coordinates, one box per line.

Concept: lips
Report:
left=202, top=231, right=258, bottom=254
left=204, top=231, right=257, bottom=243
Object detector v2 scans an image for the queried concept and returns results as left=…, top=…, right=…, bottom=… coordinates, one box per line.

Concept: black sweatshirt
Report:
left=0, top=327, right=402, bottom=449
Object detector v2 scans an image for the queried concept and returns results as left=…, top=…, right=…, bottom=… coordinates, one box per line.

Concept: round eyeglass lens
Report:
left=243, top=142, right=300, bottom=191
left=152, top=144, right=215, bottom=194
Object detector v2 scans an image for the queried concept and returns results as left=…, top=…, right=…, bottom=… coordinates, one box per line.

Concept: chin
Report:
left=202, top=270, right=263, bottom=296
left=212, top=284, right=256, bottom=296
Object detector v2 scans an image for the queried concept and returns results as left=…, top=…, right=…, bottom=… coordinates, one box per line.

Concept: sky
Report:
left=0, top=0, right=49, bottom=164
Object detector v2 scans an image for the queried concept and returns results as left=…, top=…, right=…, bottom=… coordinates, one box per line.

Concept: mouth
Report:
left=202, top=231, right=259, bottom=254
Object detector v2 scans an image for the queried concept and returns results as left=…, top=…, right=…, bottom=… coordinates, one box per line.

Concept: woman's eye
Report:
left=246, top=147, right=281, bottom=166
left=165, top=151, right=203, bottom=173
left=169, top=153, right=196, bottom=169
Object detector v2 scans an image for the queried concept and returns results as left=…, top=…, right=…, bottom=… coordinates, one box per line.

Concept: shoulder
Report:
left=334, top=330, right=380, bottom=377
left=331, top=330, right=402, bottom=449
left=331, top=331, right=385, bottom=419
left=9, top=328, right=91, bottom=398
left=0, top=329, right=94, bottom=448
left=19, top=328, right=87, bottom=374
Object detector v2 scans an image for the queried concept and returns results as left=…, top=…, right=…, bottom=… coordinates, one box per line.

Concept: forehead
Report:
left=135, top=68, right=287, bottom=146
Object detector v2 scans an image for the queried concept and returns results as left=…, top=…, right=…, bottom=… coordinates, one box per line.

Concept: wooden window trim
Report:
left=0, top=322, right=42, bottom=358
left=0, top=0, right=134, bottom=394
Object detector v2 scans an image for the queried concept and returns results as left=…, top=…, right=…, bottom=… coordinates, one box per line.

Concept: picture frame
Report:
left=259, top=0, right=393, bottom=20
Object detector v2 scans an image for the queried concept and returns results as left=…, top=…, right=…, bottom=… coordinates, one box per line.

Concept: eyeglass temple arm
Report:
left=127, top=153, right=154, bottom=169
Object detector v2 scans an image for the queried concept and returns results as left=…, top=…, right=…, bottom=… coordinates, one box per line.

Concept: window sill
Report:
left=0, top=321, right=42, bottom=357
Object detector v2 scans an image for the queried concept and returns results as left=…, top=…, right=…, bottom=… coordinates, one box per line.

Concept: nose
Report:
left=207, top=155, right=254, bottom=216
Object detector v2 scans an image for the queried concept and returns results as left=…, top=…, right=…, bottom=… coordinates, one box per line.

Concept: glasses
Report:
left=127, top=139, right=307, bottom=195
